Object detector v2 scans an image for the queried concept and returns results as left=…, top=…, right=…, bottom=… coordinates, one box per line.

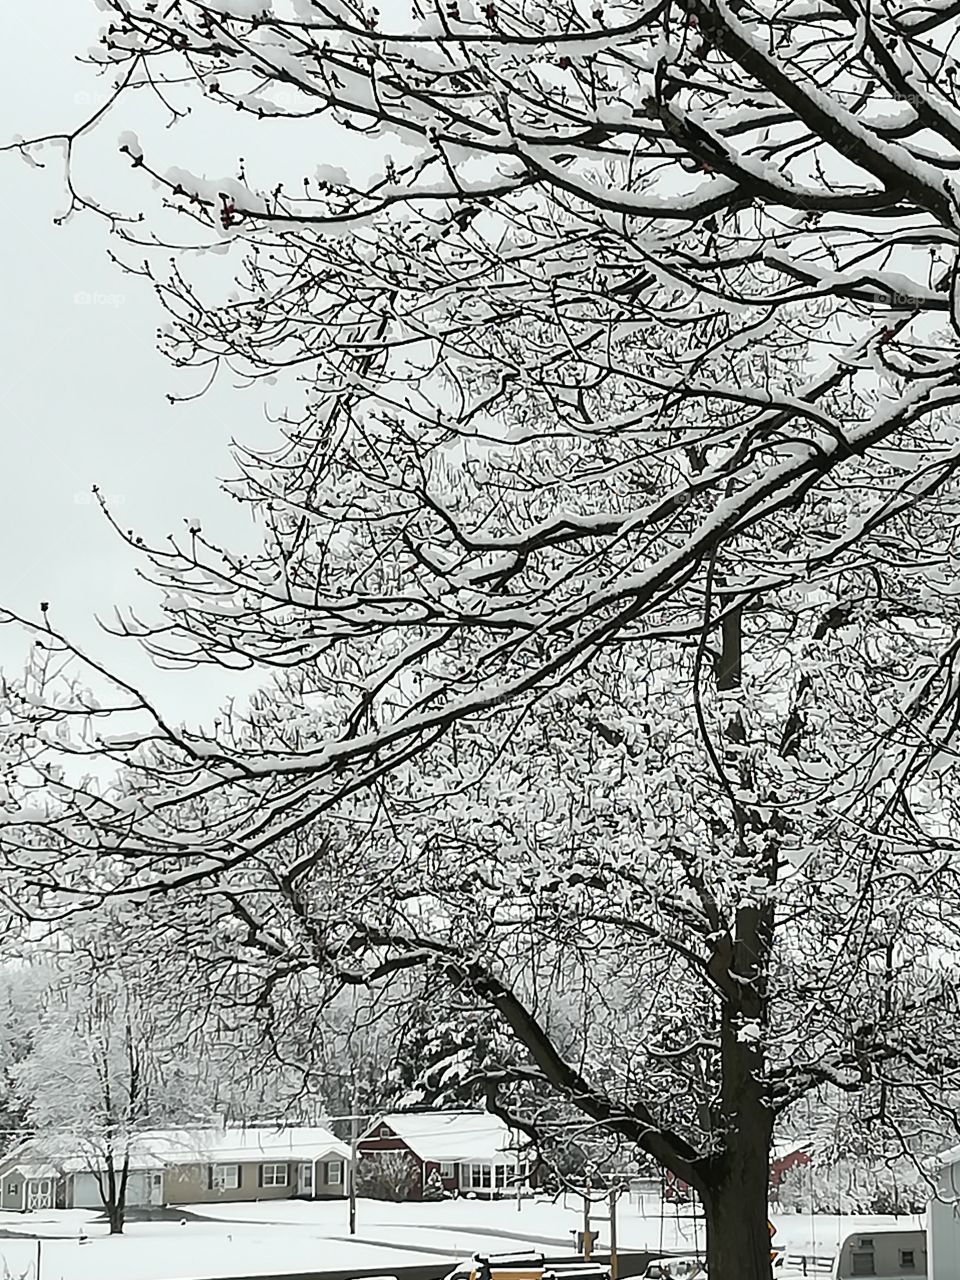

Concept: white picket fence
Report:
left=781, top=1254, right=835, bottom=1276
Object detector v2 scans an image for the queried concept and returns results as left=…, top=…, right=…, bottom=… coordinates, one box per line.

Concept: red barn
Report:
left=769, top=1141, right=812, bottom=1195
left=663, top=1142, right=811, bottom=1204
left=357, top=1110, right=534, bottom=1202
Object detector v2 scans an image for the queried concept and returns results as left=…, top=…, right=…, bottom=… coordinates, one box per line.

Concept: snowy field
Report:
left=0, top=1195, right=926, bottom=1280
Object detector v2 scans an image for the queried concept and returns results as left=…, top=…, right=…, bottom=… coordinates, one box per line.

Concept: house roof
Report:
left=132, top=1126, right=351, bottom=1166
left=770, top=1141, right=811, bottom=1163
left=7, top=1162, right=60, bottom=1180
left=0, top=1126, right=350, bottom=1176
left=366, top=1111, right=525, bottom=1163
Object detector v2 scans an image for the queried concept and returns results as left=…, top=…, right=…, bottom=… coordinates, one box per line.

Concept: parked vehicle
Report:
left=833, top=1229, right=926, bottom=1280
left=642, top=1253, right=784, bottom=1278
left=642, top=1260, right=707, bottom=1279
left=444, top=1250, right=546, bottom=1280
left=444, top=1253, right=609, bottom=1280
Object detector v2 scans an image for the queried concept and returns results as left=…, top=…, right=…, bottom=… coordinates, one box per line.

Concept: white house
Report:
left=0, top=1125, right=351, bottom=1212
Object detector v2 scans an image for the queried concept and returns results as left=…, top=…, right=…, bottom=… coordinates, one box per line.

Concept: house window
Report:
left=851, top=1252, right=876, bottom=1277
left=439, top=1163, right=455, bottom=1179
left=899, top=1251, right=916, bottom=1271
left=379, top=1126, right=392, bottom=1138
left=210, top=1165, right=240, bottom=1191
left=495, top=1165, right=507, bottom=1189
left=261, top=1163, right=289, bottom=1188
left=325, top=1162, right=343, bottom=1185
left=466, top=1164, right=491, bottom=1189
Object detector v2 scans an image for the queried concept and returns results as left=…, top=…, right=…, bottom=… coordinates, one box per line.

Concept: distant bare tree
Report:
left=14, top=954, right=161, bottom=1234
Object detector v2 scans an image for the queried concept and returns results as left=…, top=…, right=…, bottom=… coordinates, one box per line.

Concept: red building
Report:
left=357, top=1110, right=534, bottom=1202
left=769, top=1141, right=812, bottom=1194
left=663, top=1142, right=811, bottom=1203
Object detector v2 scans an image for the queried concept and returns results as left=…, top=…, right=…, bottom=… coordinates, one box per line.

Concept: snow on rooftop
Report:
left=935, top=1142, right=960, bottom=1169
left=7, top=1161, right=60, bottom=1179
left=3, top=1126, right=350, bottom=1174
left=136, top=1126, right=351, bottom=1165
left=369, top=1111, right=524, bottom=1162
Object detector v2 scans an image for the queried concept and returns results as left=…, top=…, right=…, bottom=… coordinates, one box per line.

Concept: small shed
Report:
left=0, top=1163, right=65, bottom=1212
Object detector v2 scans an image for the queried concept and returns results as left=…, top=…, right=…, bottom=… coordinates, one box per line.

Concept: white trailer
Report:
left=834, top=1228, right=926, bottom=1280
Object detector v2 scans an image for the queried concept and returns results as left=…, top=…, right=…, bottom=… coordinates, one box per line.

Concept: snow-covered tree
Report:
left=12, top=938, right=182, bottom=1235
left=15, top=991, right=152, bottom=1233
left=356, top=1149, right=420, bottom=1202
left=9, top=3, right=960, bottom=1278
left=3, top=898, right=267, bottom=1234
left=0, top=960, right=56, bottom=1155
left=422, top=1166, right=446, bottom=1202
left=6, top=909, right=327, bottom=1232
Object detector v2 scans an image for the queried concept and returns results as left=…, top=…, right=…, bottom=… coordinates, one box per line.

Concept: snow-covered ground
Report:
left=0, top=1196, right=926, bottom=1280
left=0, top=1206, right=440, bottom=1280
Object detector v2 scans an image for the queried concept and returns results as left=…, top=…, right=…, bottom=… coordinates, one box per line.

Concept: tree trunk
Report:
left=106, top=1201, right=124, bottom=1235
left=702, top=1021, right=774, bottom=1280
left=702, top=1133, right=773, bottom=1279
left=699, top=594, right=775, bottom=1280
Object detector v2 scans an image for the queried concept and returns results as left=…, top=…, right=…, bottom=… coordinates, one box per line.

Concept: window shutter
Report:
left=258, top=1166, right=264, bottom=1188
left=207, top=1167, right=214, bottom=1191
left=237, top=1165, right=243, bottom=1188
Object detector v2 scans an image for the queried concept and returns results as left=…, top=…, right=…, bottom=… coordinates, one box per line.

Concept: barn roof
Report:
left=365, top=1111, right=524, bottom=1163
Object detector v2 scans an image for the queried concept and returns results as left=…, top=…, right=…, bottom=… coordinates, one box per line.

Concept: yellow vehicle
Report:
left=443, top=1252, right=611, bottom=1280
left=442, top=1250, right=545, bottom=1280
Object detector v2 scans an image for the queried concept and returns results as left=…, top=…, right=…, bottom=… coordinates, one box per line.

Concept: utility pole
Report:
left=582, top=1172, right=592, bottom=1262
left=348, top=1058, right=360, bottom=1237
left=348, top=1004, right=365, bottom=1238
left=349, top=1102, right=359, bottom=1235
left=608, top=1189, right=618, bottom=1280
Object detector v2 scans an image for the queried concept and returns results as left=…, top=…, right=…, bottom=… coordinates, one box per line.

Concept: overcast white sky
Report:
left=0, top=5, right=369, bottom=722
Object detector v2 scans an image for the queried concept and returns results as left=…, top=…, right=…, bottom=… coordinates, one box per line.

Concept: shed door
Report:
left=27, top=1179, right=53, bottom=1210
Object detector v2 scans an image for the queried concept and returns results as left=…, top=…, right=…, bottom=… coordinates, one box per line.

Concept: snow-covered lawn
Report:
left=0, top=1207, right=444, bottom=1280
left=182, top=1194, right=923, bottom=1260
left=0, top=1196, right=927, bottom=1280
